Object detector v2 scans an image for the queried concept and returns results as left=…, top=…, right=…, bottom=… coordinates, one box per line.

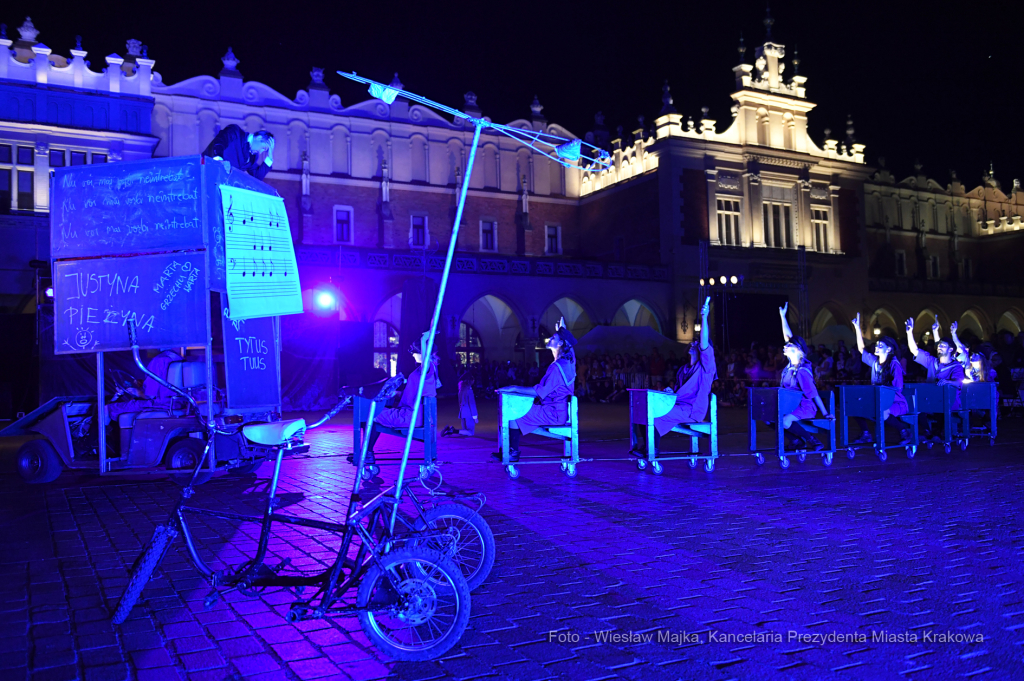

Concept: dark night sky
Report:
left=8, top=1, right=1022, bottom=188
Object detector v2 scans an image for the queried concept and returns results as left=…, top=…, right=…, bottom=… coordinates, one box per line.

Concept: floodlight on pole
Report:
left=335, top=70, right=611, bottom=532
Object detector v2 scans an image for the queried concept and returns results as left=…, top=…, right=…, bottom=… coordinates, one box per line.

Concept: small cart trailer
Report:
left=1, top=155, right=302, bottom=482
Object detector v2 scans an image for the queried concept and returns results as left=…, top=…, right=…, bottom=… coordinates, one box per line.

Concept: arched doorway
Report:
left=461, top=295, right=523, bottom=364
left=456, top=321, right=484, bottom=368
left=612, top=299, right=662, bottom=333
left=373, top=294, right=402, bottom=377
left=540, top=297, right=593, bottom=340
left=958, top=310, right=985, bottom=344
left=868, top=308, right=901, bottom=339
left=997, top=311, right=1021, bottom=335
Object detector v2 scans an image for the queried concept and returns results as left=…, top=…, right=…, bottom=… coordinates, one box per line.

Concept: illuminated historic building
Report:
left=3, top=12, right=1024, bottom=383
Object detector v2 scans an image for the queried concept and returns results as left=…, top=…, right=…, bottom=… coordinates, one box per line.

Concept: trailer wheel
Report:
left=17, top=439, right=62, bottom=484
left=165, top=437, right=205, bottom=470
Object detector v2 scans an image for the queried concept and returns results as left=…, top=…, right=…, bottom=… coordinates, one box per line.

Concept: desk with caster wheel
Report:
left=958, top=382, right=998, bottom=450
left=628, top=390, right=718, bottom=473
left=748, top=388, right=837, bottom=468
left=837, top=385, right=920, bottom=461
left=903, top=384, right=963, bottom=454
left=353, top=394, right=438, bottom=479
left=496, top=390, right=580, bottom=479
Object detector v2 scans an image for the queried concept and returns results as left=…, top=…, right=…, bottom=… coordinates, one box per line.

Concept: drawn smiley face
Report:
left=75, top=327, right=94, bottom=348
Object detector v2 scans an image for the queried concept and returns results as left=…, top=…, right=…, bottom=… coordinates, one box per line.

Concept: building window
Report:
left=716, top=198, right=741, bottom=245
left=373, top=321, right=400, bottom=377
left=17, top=170, right=34, bottom=210
left=480, top=220, right=497, bottom=252
left=928, top=255, right=940, bottom=280
left=0, top=145, right=11, bottom=164
left=963, top=258, right=973, bottom=280
left=49, top=150, right=65, bottom=167
left=70, top=151, right=87, bottom=166
left=762, top=202, right=793, bottom=248
left=895, top=250, right=907, bottom=277
left=812, top=209, right=830, bottom=253
left=410, top=215, right=427, bottom=248
left=92, top=153, right=107, bottom=164
left=0, top=169, right=10, bottom=214
left=456, top=321, right=483, bottom=367
left=17, top=147, right=34, bottom=166
left=333, top=205, right=354, bottom=244
left=545, top=224, right=561, bottom=255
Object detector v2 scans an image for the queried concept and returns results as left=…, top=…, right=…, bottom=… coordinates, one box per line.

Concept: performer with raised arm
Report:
left=778, top=303, right=834, bottom=450
left=851, top=313, right=912, bottom=444
left=631, top=296, right=716, bottom=456
left=951, top=322, right=996, bottom=384
left=906, top=316, right=964, bottom=441
left=496, top=318, right=576, bottom=463
left=202, top=124, right=275, bottom=180
left=357, top=332, right=441, bottom=466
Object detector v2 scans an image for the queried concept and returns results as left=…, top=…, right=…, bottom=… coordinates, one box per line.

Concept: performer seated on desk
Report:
left=202, top=124, right=275, bottom=181
left=358, top=332, right=441, bottom=466
left=951, top=322, right=997, bottom=384
left=906, top=316, right=965, bottom=441
left=778, top=303, right=835, bottom=450
left=851, top=313, right=911, bottom=444
left=105, top=349, right=182, bottom=423
left=496, top=318, right=577, bottom=463
left=631, top=296, right=715, bottom=456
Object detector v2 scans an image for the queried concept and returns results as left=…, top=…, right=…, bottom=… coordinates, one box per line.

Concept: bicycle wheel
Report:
left=111, top=524, right=178, bottom=625
left=357, top=547, right=470, bottom=661
left=416, top=504, right=495, bottom=591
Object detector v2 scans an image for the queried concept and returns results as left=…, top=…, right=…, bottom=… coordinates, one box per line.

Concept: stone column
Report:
left=799, top=180, right=812, bottom=249
left=746, top=171, right=764, bottom=246
left=829, top=184, right=841, bottom=254
left=705, top=169, right=719, bottom=245
left=34, top=139, right=48, bottom=212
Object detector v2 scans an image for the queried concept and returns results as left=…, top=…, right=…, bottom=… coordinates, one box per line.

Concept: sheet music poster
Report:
left=219, top=185, right=303, bottom=320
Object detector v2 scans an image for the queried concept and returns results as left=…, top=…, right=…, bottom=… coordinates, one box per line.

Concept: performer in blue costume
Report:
left=497, top=318, right=577, bottom=463
left=202, top=124, right=275, bottom=180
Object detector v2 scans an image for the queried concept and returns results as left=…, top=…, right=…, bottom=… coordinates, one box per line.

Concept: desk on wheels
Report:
left=748, top=387, right=836, bottom=468
left=902, top=383, right=965, bottom=453
left=497, top=390, right=579, bottom=480
left=627, top=390, right=718, bottom=473
left=836, top=385, right=919, bottom=461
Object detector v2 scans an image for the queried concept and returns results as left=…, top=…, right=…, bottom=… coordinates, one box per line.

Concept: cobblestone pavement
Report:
left=2, top=401, right=1024, bottom=681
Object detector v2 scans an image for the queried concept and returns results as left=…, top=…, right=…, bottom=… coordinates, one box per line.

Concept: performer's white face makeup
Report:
left=545, top=334, right=562, bottom=359
left=874, top=342, right=892, bottom=363
left=783, top=342, right=803, bottom=364
left=412, top=351, right=422, bottom=364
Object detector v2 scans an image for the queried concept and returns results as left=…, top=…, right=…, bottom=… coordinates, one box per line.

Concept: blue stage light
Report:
left=368, top=82, right=401, bottom=105
left=555, top=139, right=582, bottom=161
left=316, top=291, right=336, bottom=309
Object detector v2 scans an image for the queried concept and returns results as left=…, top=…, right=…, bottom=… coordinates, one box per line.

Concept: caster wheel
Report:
left=847, top=448, right=856, bottom=460
left=780, top=456, right=790, bottom=469
left=755, top=453, right=765, bottom=465
left=636, top=458, right=647, bottom=471
left=943, top=443, right=951, bottom=454
left=688, top=458, right=697, bottom=469
left=506, top=465, right=519, bottom=479
left=652, top=461, right=663, bottom=475
left=360, top=467, right=374, bottom=481
left=823, top=452, right=833, bottom=467
left=926, top=441, right=934, bottom=450
left=990, top=437, right=996, bottom=447
left=906, top=446, right=916, bottom=459
left=370, top=465, right=380, bottom=476
left=877, top=450, right=887, bottom=462
left=563, top=463, right=577, bottom=478
left=959, top=439, right=968, bottom=451
left=704, top=459, right=714, bottom=473
left=797, top=453, right=807, bottom=463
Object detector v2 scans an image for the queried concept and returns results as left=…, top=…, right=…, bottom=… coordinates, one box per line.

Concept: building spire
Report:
left=660, top=80, right=676, bottom=115
left=791, top=45, right=800, bottom=76
left=764, top=4, right=774, bottom=41
left=738, top=32, right=746, bottom=62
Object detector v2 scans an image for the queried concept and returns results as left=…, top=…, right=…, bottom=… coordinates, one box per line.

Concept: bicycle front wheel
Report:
left=357, top=547, right=471, bottom=661
left=416, top=503, right=495, bottom=591
left=111, top=523, right=178, bottom=625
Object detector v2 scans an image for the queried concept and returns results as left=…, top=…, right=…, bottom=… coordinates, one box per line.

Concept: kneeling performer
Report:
left=499, top=319, right=577, bottom=462
left=632, top=296, right=715, bottom=456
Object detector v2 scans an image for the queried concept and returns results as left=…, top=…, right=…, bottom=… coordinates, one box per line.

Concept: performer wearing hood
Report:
left=632, top=296, right=716, bottom=456
left=906, top=316, right=964, bottom=441
left=778, top=303, right=834, bottom=449
left=498, top=318, right=577, bottom=462
left=361, top=331, right=441, bottom=465
left=851, top=313, right=912, bottom=444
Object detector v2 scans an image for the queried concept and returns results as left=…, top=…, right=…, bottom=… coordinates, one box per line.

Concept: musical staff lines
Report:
left=220, top=186, right=303, bottom=319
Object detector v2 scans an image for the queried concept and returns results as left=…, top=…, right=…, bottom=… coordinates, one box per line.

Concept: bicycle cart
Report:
left=748, top=387, right=837, bottom=468
left=112, top=327, right=494, bottom=660
left=837, top=385, right=920, bottom=461
left=628, top=389, right=718, bottom=473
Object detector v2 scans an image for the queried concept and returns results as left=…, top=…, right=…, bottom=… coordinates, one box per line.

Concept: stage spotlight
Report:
left=719, top=276, right=726, bottom=285
left=316, top=291, right=336, bottom=309
left=699, top=278, right=705, bottom=286
left=730, top=275, right=738, bottom=284
left=709, top=278, right=715, bottom=286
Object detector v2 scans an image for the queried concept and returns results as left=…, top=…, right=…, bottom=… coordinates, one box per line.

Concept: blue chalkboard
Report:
left=54, top=251, right=209, bottom=354
left=51, top=156, right=204, bottom=258
left=222, top=315, right=281, bottom=410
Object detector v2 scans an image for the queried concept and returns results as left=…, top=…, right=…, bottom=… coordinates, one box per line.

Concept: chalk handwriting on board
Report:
left=219, top=186, right=303, bottom=320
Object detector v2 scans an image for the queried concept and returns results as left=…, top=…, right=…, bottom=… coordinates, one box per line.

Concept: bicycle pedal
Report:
left=203, top=589, right=221, bottom=610
left=273, top=558, right=292, bottom=574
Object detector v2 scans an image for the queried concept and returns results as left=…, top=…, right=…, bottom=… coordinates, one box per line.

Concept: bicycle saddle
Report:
left=243, top=419, right=306, bottom=446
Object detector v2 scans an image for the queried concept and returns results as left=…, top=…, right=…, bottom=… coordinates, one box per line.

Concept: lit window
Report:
left=716, top=199, right=741, bottom=245
left=92, top=153, right=107, bottom=164
left=373, top=321, right=400, bottom=377
left=334, top=206, right=354, bottom=244
left=762, top=202, right=794, bottom=248
left=812, top=209, right=830, bottom=253
left=17, top=170, right=34, bottom=210
left=545, top=224, right=561, bottom=254
left=70, top=151, right=87, bottom=166
left=480, top=220, right=497, bottom=252
left=49, top=150, right=65, bottom=167
left=16, top=147, right=33, bottom=165
left=411, top=215, right=427, bottom=248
